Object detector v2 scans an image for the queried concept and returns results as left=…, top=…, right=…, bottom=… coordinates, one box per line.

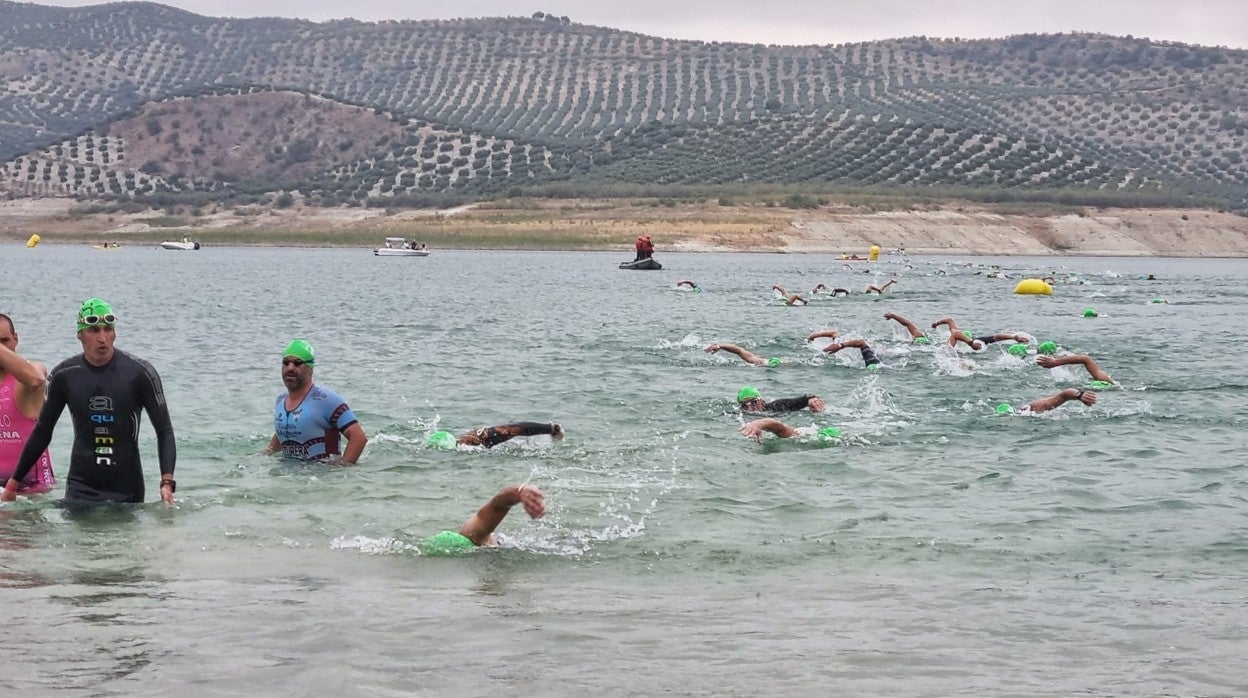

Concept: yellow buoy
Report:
left=1014, top=278, right=1052, bottom=295
left=26, top=233, right=40, bottom=248
left=869, top=245, right=880, bottom=261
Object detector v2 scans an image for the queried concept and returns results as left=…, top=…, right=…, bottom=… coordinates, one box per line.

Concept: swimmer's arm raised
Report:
left=1026, top=388, right=1097, bottom=413
left=458, top=484, right=546, bottom=546
left=806, top=329, right=838, bottom=341
left=705, top=343, right=765, bottom=365
left=1036, top=354, right=1113, bottom=383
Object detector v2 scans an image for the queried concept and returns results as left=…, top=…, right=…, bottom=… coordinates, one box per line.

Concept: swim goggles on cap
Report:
left=80, top=313, right=117, bottom=326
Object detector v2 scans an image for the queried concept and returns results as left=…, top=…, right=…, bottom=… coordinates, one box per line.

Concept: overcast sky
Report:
left=35, top=0, right=1248, bottom=49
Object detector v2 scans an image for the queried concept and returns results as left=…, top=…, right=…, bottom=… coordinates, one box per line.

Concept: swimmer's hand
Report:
left=1073, top=389, right=1098, bottom=406
left=515, top=485, right=546, bottom=519
left=739, top=421, right=768, bottom=443
left=1036, top=355, right=1059, bottom=369
left=550, top=423, right=565, bottom=440
left=704, top=344, right=722, bottom=353
left=1, top=478, right=18, bottom=502
left=739, top=418, right=796, bottom=442
left=806, top=330, right=838, bottom=341
left=807, top=397, right=826, bottom=412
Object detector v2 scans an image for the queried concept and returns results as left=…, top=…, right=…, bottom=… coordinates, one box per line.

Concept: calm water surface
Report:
left=1, top=244, right=1246, bottom=695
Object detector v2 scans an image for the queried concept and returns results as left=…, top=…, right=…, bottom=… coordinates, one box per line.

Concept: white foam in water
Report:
left=331, top=534, right=414, bottom=555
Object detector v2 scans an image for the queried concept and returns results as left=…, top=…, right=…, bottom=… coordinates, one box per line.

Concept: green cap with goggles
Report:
left=1007, top=343, right=1028, bottom=357
left=1037, top=341, right=1058, bottom=355
left=77, top=297, right=116, bottom=331
left=736, top=386, right=761, bottom=403
left=282, top=339, right=315, bottom=365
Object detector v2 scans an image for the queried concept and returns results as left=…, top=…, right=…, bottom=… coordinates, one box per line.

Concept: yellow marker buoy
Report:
left=869, top=245, right=880, bottom=261
left=1014, top=278, right=1052, bottom=295
left=26, top=233, right=40, bottom=248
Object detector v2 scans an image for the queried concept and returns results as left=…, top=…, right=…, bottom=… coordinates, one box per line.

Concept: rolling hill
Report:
left=0, top=2, right=1244, bottom=211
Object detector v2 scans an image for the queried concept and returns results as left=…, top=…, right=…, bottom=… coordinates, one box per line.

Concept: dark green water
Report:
left=2, top=244, right=1245, bottom=695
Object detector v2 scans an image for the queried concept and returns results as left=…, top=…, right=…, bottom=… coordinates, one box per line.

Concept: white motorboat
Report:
left=374, top=237, right=430, bottom=256
left=160, top=239, right=201, bottom=250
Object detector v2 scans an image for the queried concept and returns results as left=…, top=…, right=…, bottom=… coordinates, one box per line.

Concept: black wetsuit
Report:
left=860, top=347, right=880, bottom=367
left=745, top=395, right=815, bottom=413
left=12, top=351, right=175, bottom=503
left=463, top=422, right=556, bottom=449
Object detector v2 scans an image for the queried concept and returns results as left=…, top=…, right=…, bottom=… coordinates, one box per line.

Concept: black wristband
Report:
left=160, top=479, right=176, bottom=493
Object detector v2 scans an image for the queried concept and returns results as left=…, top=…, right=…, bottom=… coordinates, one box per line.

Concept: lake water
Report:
left=2, top=243, right=1246, bottom=695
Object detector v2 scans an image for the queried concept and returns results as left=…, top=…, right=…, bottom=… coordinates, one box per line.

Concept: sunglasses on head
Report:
left=81, top=314, right=117, bottom=326
left=282, top=358, right=309, bottom=367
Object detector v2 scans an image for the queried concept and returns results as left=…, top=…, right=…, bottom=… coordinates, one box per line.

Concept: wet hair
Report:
left=0, top=313, right=13, bottom=334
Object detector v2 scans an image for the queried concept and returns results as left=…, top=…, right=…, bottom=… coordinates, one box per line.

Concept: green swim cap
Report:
left=995, top=403, right=1014, bottom=415
left=421, top=530, right=475, bottom=556
left=427, top=430, right=457, bottom=450
left=865, top=363, right=881, bottom=371
left=76, top=297, right=115, bottom=331
left=282, top=339, right=315, bottom=365
left=736, top=386, right=761, bottom=403
left=1007, top=343, right=1028, bottom=357
left=1151, top=298, right=1164, bottom=304
left=1082, top=308, right=1097, bottom=317
left=913, top=336, right=931, bottom=345
left=1088, top=380, right=1113, bottom=389
left=766, top=357, right=782, bottom=367
left=816, top=426, right=841, bottom=441
left=1037, top=341, right=1058, bottom=355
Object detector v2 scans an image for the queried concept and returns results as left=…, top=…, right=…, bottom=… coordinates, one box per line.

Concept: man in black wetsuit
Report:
left=1, top=298, right=176, bottom=504
left=735, top=386, right=825, bottom=413
left=457, top=422, right=564, bottom=448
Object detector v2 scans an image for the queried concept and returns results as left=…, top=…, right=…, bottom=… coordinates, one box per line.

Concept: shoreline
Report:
left=4, top=197, right=1248, bottom=257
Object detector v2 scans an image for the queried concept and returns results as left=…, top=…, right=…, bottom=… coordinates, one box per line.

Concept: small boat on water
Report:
left=375, top=237, right=430, bottom=257
left=619, top=258, right=662, bottom=270
left=160, top=239, right=201, bottom=250
left=92, top=243, right=123, bottom=250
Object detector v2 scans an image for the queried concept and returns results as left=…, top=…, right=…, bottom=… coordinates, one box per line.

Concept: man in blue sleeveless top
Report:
left=266, top=339, right=368, bottom=465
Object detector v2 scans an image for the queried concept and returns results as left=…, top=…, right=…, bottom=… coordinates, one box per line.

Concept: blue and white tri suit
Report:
left=273, top=385, right=359, bottom=461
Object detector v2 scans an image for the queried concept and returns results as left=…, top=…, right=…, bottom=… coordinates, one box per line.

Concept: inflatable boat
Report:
left=619, top=258, right=662, bottom=270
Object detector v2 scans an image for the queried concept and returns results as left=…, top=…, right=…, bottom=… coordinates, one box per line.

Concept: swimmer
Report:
left=422, top=483, right=547, bottom=553
left=931, top=317, right=1028, bottom=351
left=1036, top=353, right=1115, bottom=385
left=882, top=312, right=931, bottom=344
left=1005, top=388, right=1098, bottom=414
left=811, top=283, right=829, bottom=294
left=864, top=279, right=897, bottom=294
left=820, top=337, right=881, bottom=369
left=455, top=422, right=565, bottom=449
left=676, top=279, right=703, bottom=292
left=771, top=285, right=807, bottom=305
left=735, top=386, right=825, bottom=413
left=705, top=343, right=783, bottom=367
